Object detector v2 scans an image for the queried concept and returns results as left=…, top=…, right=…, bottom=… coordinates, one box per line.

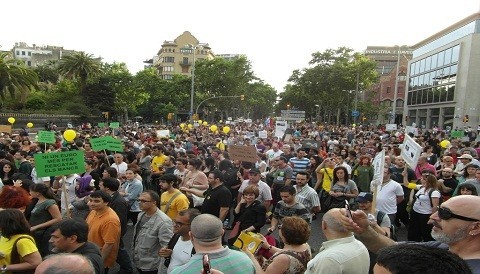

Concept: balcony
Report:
left=179, top=61, right=191, bottom=66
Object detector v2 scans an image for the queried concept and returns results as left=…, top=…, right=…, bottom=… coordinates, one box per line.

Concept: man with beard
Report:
left=390, top=156, right=416, bottom=227
left=340, top=195, right=480, bottom=274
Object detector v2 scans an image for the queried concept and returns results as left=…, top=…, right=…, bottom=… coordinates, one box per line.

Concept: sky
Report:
left=1, top=0, right=479, bottom=93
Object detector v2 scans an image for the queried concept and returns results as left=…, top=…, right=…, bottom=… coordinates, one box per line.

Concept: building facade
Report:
left=11, top=42, right=75, bottom=67
left=364, top=46, right=413, bottom=124
left=153, top=31, right=215, bottom=80
left=403, top=13, right=480, bottom=130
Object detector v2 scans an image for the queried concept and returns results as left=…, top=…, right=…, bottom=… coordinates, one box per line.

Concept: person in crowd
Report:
left=0, top=185, right=31, bottom=210
left=35, top=253, right=96, bottom=274
left=265, top=143, right=283, bottom=167
left=99, top=178, right=132, bottom=274
left=26, top=183, right=62, bottom=257
left=351, top=155, right=374, bottom=193
left=314, top=156, right=335, bottom=194
left=0, top=209, right=42, bottom=272
left=132, top=190, right=173, bottom=274
left=415, top=156, right=437, bottom=179
left=170, top=214, right=255, bottom=274
left=255, top=153, right=267, bottom=174
left=374, top=167, right=404, bottom=224
left=203, top=156, right=216, bottom=178
left=14, top=151, right=33, bottom=179
left=288, top=148, right=310, bottom=184
left=151, top=146, right=168, bottom=177
left=389, top=156, right=416, bottom=228
left=454, top=168, right=480, bottom=196
left=406, top=171, right=441, bottom=242
left=29, top=157, right=50, bottom=187
left=49, top=218, right=104, bottom=274
left=52, top=173, right=80, bottom=217
left=237, top=168, right=272, bottom=211
left=0, top=161, right=17, bottom=186
left=181, top=158, right=209, bottom=201
left=459, top=183, right=479, bottom=196
left=458, top=163, right=479, bottom=184
left=324, top=166, right=358, bottom=211
left=93, top=154, right=110, bottom=182
left=86, top=190, right=121, bottom=273
left=306, top=208, right=369, bottom=274
left=111, top=153, right=128, bottom=179
left=228, top=185, right=267, bottom=245
left=455, top=154, right=480, bottom=177
left=159, top=173, right=190, bottom=220
left=245, top=216, right=311, bottom=274
left=270, top=156, right=293, bottom=208
left=436, top=155, right=456, bottom=174
left=307, top=155, right=322, bottom=188
left=269, top=185, right=310, bottom=234
left=293, top=171, right=321, bottom=221
left=436, top=167, right=458, bottom=201
left=374, top=244, right=472, bottom=274
left=340, top=195, right=480, bottom=273
left=174, top=158, right=188, bottom=182
left=138, top=147, right=152, bottom=187
left=159, top=208, right=201, bottom=273
left=119, top=168, right=143, bottom=226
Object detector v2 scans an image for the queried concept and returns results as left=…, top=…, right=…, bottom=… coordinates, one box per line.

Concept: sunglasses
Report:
left=437, top=206, right=480, bottom=222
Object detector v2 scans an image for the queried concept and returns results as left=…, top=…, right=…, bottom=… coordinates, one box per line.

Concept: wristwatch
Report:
left=0, top=265, right=7, bottom=273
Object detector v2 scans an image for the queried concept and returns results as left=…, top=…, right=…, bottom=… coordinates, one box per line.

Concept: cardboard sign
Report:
left=109, top=122, right=120, bottom=129
left=229, top=145, right=257, bottom=163
left=90, top=136, right=124, bottom=152
left=385, top=124, right=398, bottom=131
left=233, top=232, right=263, bottom=254
left=372, top=150, right=385, bottom=181
left=401, top=135, right=422, bottom=169
left=157, top=130, right=170, bottom=138
left=0, top=125, right=12, bottom=133
left=34, top=151, right=86, bottom=177
left=275, top=121, right=288, bottom=138
left=302, top=140, right=321, bottom=150
left=258, top=130, right=267, bottom=139
left=451, top=130, right=464, bottom=138
left=37, top=131, right=56, bottom=144
left=405, top=126, right=418, bottom=136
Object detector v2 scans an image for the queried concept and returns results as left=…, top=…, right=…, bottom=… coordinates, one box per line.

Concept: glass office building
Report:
left=403, top=13, right=480, bottom=129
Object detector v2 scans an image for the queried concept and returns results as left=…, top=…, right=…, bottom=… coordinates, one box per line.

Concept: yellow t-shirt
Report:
left=216, top=141, right=225, bottom=151
left=161, top=190, right=190, bottom=220
left=319, top=167, right=335, bottom=192
left=151, top=155, right=167, bottom=172
left=0, top=234, right=38, bottom=273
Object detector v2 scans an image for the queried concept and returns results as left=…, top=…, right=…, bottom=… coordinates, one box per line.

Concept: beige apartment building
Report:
left=153, top=31, right=215, bottom=80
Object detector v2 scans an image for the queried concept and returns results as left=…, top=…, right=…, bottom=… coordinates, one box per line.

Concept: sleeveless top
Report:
left=262, top=248, right=311, bottom=274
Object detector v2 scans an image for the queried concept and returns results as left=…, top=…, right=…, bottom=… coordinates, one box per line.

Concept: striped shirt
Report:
left=288, top=157, right=310, bottom=179
left=295, top=185, right=321, bottom=215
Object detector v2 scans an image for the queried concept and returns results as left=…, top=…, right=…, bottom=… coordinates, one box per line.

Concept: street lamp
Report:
left=315, top=104, right=320, bottom=122
left=185, top=44, right=204, bottom=122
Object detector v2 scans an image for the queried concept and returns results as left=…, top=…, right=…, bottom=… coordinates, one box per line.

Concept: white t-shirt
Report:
left=413, top=187, right=441, bottom=214
left=60, top=174, right=80, bottom=213
left=167, top=238, right=194, bottom=273
left=238, top=180, right=272, bottom=203
left=31, top=168, right=50, bottom=184
left=374, top=179, right=404, bottom=215
left=111, top=162, right=128, bottom=176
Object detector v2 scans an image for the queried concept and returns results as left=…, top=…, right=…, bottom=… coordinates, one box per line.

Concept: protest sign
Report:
left=37, top=131, right=56, bottom=144
left=258, top=130, right=267, bottom=139
left=109, top=122, right=120, bottom=129
left=405, top=126, right=418, bottom=136
left=0, top=125, right=12, bottom=133
left=229, top=145, right=257, bottom=163
left=451, top=130, right=464, bottom=138
left=372, top=150, right=385, bottom=181
left=275, top=121, right=288, bottom=138
left=34, top=151, right=85, bottom=177
left=157, top=130, right=170, bottom=138
left=302, top=140, right=321, bottom=150
left=401, top=134, right=422, bottom=169
left=385, top=124, right=398, bottom=131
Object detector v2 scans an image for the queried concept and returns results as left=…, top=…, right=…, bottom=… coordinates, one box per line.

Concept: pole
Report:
left=391, top=46, right=401, bottom=124
left=190, top=45, right=196, bottom=122
left=354, top=71, right=359, bottom=124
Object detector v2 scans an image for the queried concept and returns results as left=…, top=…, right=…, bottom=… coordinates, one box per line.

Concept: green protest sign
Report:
left=37, top=131, right=56, bottom=144
left=451, top=130, right=464, bottom=138
left=90, top=136, right=110, bottom=151
left=109, top=122, right=120, bottom=129
left=105, top=136, right=124, bottom=152
left=34, top=151, right=86, bottom=177
left=98, top=122, right=105, bottom=128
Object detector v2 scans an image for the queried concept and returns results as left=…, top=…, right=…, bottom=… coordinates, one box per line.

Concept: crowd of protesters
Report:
left=0, top=120, right=479, bottom=273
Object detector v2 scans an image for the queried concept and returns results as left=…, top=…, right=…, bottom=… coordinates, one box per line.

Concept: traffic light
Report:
left=362, top=115, right=366, bottom=121
left=240, top=95, right=245, bottom=101
left=167, top=113, right=173, bottom=120
left=464, top=115, right=469, bottom=123
left=102, top=112, right=109, bottom=119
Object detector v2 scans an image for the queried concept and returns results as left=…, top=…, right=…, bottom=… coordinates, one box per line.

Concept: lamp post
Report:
left=315, top=104, right=320, bottom=122
left=390, top=46, right=401, bottom=124
left=185, top=44, right=203, bottom=122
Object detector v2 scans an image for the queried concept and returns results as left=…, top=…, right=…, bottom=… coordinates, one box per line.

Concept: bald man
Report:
left=35, top=254, right=95, bottom=274
left=341, top=195, right=480, bottom=273
left=306, top=208, right=369, bottom=274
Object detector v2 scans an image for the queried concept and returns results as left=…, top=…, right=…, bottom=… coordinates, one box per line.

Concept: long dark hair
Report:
left=332, top=166, right=350, bottom=184
left=0, top=209, right=31, bottom=238
left=30, top=183, right=59, bottom=201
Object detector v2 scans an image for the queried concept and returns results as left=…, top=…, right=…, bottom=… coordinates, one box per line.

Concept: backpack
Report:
left=412, top=187, right=443, bottom=208
left=223, top=167, right=240, bottom=188
left=376, top=211, right=397, bottom=241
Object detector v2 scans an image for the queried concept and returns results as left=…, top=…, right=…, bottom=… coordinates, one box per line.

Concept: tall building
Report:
left=364, top=46, right=413, bottom=124
left=153, top=31, right=215, bottom=80
left=10, top=42, right=75, bottom=67
left=403, top=12, right=480, bottom=130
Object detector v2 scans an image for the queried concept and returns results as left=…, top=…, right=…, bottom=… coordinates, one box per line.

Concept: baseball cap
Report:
left=458, top=154, right=473, bottom=160
left=356, top=192, right=373, bottom=203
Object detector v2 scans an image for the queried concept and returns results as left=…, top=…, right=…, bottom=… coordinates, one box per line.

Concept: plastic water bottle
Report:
left=223, top=218, right=229, bottom=228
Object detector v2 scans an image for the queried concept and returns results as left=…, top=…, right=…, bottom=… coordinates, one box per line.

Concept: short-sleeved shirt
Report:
left=272, top=201, right=310, bottom=221
left=413, top=187, right=441, bottom=214
left=295, top=185, right=321, bottom=214
left=86, top=208, right=121, bottom=268
left=374, top=179, right=404, bottom=215
left=161, top=190, right=190, bottom=219
left=29, top=199, right=57, bottom=227
left=239, top=180, right=272, bottom=204
left=201, top=184, right=232, bottom=217
left=272, top=166, right=293, bottom=185
left=318, top=167, right=334, bottom=192
left=151, top=155, right=167, bottom=172
left=0, top=234, right=38, bottom=267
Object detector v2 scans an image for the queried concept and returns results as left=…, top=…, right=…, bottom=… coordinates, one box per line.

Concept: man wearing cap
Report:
left=238, top=168, right=272, bottom=210
left=455, top=153, right=480, bottom=176
left=159, top=173, right=190, bottom=220
left=170, top=214, right=255, bottom=274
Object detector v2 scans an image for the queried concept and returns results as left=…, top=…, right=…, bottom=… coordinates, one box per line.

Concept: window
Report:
left=163, top=74, right=173, bottom=80
left=28, top=52, right=31, bottom=56
left=182, top=57, right=189, bottom=65
left=386, top=87, right=391, bottom=93
left=16, top=51, right=19, bottom=55
left=163, top=66, right=174, bottom=72
left=396, top=99, right=404, bottom=107
left=27, top=61, right=31, bottom=66
left=163, top=57, right=174, bottom=63
left=22, top=51, right=25, bottom=55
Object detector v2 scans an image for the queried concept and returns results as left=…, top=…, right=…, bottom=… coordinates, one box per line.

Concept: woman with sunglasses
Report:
left=406, top=171, right=441, bottom=242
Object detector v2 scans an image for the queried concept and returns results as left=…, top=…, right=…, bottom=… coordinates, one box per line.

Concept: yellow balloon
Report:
left=440, top=140, right=450, bottom=149
left=223, top=126, right=231, bottom=134
left=180, top=123, right=185, bottom=128
left=202, top=121, right=208, bottom=126
left=210, top=125, right=218, bottom=132
left=7, top=117, right=15, bottom=124
left=352, top=123, right=356, bottom=127
left=187, top=124, right=193, bottom=129
left=198, top=120, right=203, bottom=125
left=26, top=122, right=33, bottom=128
left=63, top=129, right=76, bottom=142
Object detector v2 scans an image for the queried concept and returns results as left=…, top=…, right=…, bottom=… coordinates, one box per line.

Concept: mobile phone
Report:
left=203, top=254, right=211, bottom=274
left=345, top=200, right=353, bottom=219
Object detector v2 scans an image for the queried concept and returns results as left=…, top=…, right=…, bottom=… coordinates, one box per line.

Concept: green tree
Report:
left=0, top=52, right=38, bottom=104
left=57, top=52, right=103, bottom=100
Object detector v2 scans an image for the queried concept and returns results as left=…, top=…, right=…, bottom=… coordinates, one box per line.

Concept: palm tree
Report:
left=0, top=52, right=38, bottom=102
left=57, top=51, right=103, bottom=98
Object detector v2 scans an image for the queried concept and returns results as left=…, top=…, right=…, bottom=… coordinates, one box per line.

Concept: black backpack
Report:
left=376, top=211, right=397, bottom=241
left=223, top=167, right=240, bottom=188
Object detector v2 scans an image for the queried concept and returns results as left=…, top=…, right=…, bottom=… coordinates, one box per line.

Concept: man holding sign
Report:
left=373, top=167, right=404, bottom=224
